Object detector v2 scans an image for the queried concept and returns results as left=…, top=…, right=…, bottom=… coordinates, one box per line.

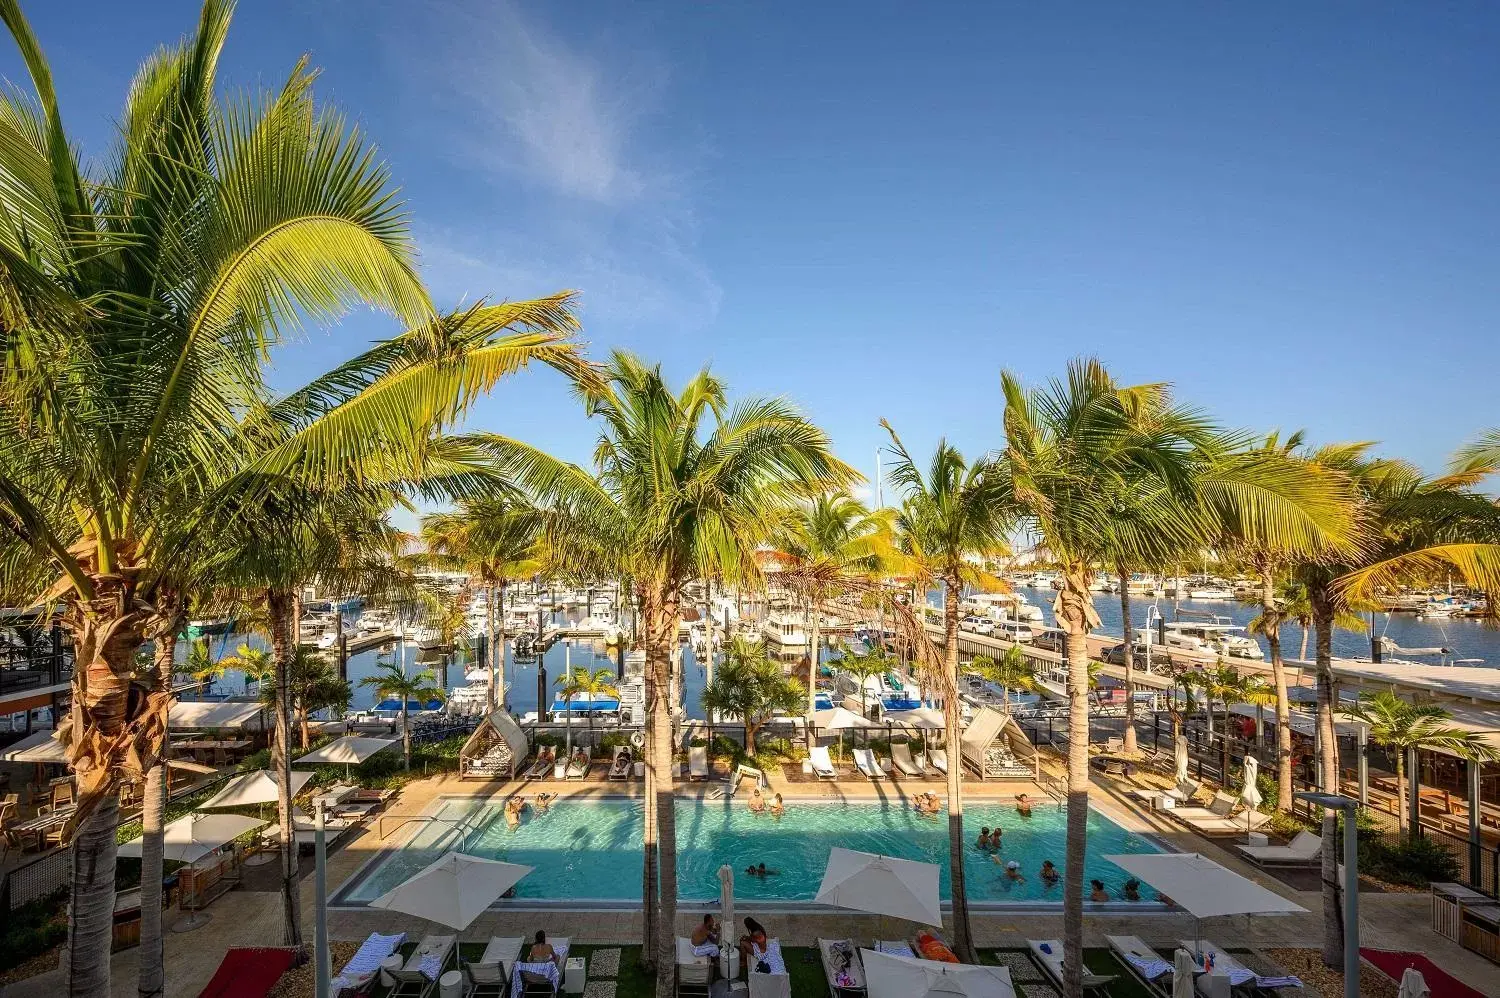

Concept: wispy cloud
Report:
left=384, top=0, right=718, bottom=330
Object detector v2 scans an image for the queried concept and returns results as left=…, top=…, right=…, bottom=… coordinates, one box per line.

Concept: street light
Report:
left=1295, top=791, right=1361, bottom=998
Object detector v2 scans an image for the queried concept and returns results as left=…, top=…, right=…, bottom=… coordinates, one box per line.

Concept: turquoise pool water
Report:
left=341, top=798, right=1161, bottom=906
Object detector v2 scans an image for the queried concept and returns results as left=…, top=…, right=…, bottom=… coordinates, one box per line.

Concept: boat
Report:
left=760, top=611, right=808, bottom=647
left=550, top=691, right=622, bottom=714
left=1161, top=621, right=1263, bottom=660
left=1185, top=584, right=1235, bottom=601
left=186, top=617, right=235, bottom=638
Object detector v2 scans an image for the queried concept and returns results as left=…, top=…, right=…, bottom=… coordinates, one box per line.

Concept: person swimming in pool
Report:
left=1002, top=860, right=1025, bottom=882
left=1015, top=793, right=1033, bottom=817
left=1123, top=878, right=1141, bottom=902
left=1040, top=860, right=1059, bottom=885
left=768, top=793, right=785, bottom=817
left=976, top=826, right=993, bottom=850
left=1089, top=879, right=1110, bottom=902
left=744, top=863, right=779, bottom=878
left=747, top=788, right=766, bottom=814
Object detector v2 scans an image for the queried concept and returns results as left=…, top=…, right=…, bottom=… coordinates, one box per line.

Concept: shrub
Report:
left=0, top=890, right=67, bottom=972
left=1364, top=836, right=1460, bottom=886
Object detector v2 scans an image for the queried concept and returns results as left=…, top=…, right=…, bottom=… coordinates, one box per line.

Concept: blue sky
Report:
left=9, top=1, right=1500, bottom=518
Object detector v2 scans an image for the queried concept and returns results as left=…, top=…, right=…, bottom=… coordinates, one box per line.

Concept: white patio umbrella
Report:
left=369, top=851, right=532, bottom=931
left=813, top=707, right=875, bottom=762
left=198, top=769, right=314, bottom=809
left=1105, top=852, right=1305, bottom=953
left=118, top=812, right=269, bottom=929
left=718, top=864, right=735, bottom=978
left=897, top=707, right=947, bottom=730
left=1174, top=734, right=1189, bottom=783
left=815, top=847, right=942, bottom=926
left=1172, top=948, right=1195, bottom=998
left=860, top=948, right=1015, bottom=998
left=295, top=736, right=398, bottom=778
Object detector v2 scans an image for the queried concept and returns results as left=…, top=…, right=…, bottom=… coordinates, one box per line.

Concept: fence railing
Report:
left=1, top=846, right=69, bottom=911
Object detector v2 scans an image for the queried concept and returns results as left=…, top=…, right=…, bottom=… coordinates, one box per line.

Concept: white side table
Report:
left=1244, top=831, right=1269, bottom=847
left=564, top=956, right=586, bottom=994
left=379, top=954, right=403, bottom=987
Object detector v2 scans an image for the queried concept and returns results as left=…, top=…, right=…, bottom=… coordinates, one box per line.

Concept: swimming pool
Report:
left=338, top=798, right=1162, bottom=907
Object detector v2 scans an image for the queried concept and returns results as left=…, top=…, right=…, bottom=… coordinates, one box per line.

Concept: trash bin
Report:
left=440, top=969, right=465, bottom=998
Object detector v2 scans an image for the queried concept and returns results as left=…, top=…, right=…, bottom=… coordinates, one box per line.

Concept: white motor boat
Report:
left=760, top=611, right=808, bottom=647
left=1186, top=585, right=1235, bottom=601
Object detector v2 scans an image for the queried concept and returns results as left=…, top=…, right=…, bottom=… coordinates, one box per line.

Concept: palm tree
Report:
left=1346, top=691, right=1497, bottom=839
left=882, top=424, right=1011, bottom=965
left=700, top=637, right=804, bottom=755
left=974, top=647, right=1038, bottom=712
left=1196, top=661, right=1276, bottom=750
left=769, top=493, right=896, bottom=743
left=557, top=665, right=620, bottom=755
left=222, top=643, right=276, bottom=694
left=836, top=642, right=891, bottom=718
left=359, top=659, right=444, bottom=768
left=423, top=501, right=543, bottom=711
left=503, top=352, right=854, bottom=993
left=261, top=648, right=352, bottom=749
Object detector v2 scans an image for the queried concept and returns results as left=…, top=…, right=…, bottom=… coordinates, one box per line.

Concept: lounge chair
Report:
left=1176, top=940, right=1260, bottom=992
left=927, top=749, right=949, bottom=774
left=749, top=939, right=790, bottom=998
left=911, top=929, right=959, bottom=963
left=688, top=745, right=710, bottom=781
left=809, top=746, right=838, bottom=780
left=331, top=930, right=406, bottom=997
left=1027, top=939, right=1117, bottom=993
left=525, top=747, right=556, bottom=780
left=391, top=934, right=455, bottom=997
left=468, top=936, right=523, bottom=996
left=1105, top=736, right=1125, bottom=753
left=1105, top=935, right=1173, bottom=992
left=675, top=936, right=714, bottom=995
left=890, top=743, right=927, bottom=777
left=608, top=746, right=634, bottom=780
left=852, top=748, right=887, bottom=780
left=565, top=751, right=590, bottom=780
left=871, top=939, right=914, bottom=959
left=817, top=938, right=866, bottom=998
left=1237, top=830, right=1322, bottom=866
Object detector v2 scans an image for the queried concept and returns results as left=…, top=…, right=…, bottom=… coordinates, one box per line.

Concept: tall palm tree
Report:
left=1346, top=691, right=1497, bottom=839
left=222, top=643, right=276, bottom=694
left=974, top=647, right=1038, bottom=713
left=769, top=493, right=897, bottom=743
left=700, top=636, right=803, bottom=756
left=423, top=501, right=544, bottom=711
left=882, top=424, right=1011, bottom=965
left=359, top=659, right=444, bottom=768
left=501, top=352, right=854, bottom=994
left=994, top=359, right=1351, bottom=997
left=556, top=665, right=620, bottom=754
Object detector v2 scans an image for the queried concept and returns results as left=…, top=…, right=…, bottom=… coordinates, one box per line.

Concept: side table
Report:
left=564, top=956, right=586, bottom=994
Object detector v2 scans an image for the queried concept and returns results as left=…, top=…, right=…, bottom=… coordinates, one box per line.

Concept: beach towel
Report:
left=915, top=930, right=959, bottom=963
left=1122, top=954, right=1173, bottom=981
left=752, top=939, right=787, bottom=975
left=330, top=932, right=406, bottom=993
left=511, top=961, right=561, bottom=997
left=692, top=942, right=720, bottom=957
left=1255, top=976, right=1305, bottom=990
left=417, top=952, right=445, bottom=980
left=875, top=940, right=914, bottom=958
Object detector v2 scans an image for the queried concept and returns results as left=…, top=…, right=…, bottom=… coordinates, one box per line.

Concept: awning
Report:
left=0, top=729, right=64, bottom=763
left=295, top=736, right=398, bottom=765
left=1103, top=852, right=1306, bottom=919
left=169, top=701, right=267, bottom=731
left=118, top=812, right=268, bottom=864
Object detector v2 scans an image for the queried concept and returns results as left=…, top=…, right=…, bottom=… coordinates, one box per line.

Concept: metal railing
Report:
left=1, top=847, right=69, bottom=911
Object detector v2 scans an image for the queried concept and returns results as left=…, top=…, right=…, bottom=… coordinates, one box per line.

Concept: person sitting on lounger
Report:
left=768, top=793, right=785, bottom=818
left=1015, top=793, right=1033, bottom=817
left=1089, top=879, right=1109, bottom=902
left=528, top=930, right=559, bottom=966
left=1040, top=860, right=1059, bottom=885
left=1122, top=878, right=1141, bottom=902
left=691, top=914, right=720, bottom=949
left=747, top=788, right=766, bottom=814
left=738, top=917, right=768, bottom=966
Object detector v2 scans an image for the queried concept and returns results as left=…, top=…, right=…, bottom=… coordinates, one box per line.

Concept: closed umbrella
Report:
left=860, top=948, right=1015, bottom=998
left=718, top=864, right=735, bottom=978
left=815, top=847, right=942, bottom=926
left=1172, top=949, right=1195, bottom=998
left=1397, top=968, right=1430, bottom=998
left=1174, top=734, right=1189, bottom=784
left=1239, top=756, right=1263, bottom=837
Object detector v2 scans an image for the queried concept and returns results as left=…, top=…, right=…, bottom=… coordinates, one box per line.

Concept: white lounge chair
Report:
left=1177, top=940, right=1258, bottom=991
left=608, top=745, right=634, bottom=780
left=852, top=748, right=887, bottom=780
left=1105, top=935, right=1173, bottom=991
left=392, top=934, right=455, bottom=997
left=817, top=937, right=866, bottom=998
left=749, top=939, right=790, bottom=998
left=890, top=743, right=927, bottom=777
left=688, top=745, right=710, bottom=781
left=565, top=751, right=590, bottom=780
left=468, top=936, right=522, bottom=996
left=331, top=931, right=406, bottom=997
left=1237, top=830, right=1322, bottom=866
left=927, top=749, right=949, bottom=774
left=524, top=747, right=555, bottom=780
left=676, top=935, right=714, bottom=994
left=1027, top=939, right=1117, bottom=992
left=809, top=746, right=838, bottom=780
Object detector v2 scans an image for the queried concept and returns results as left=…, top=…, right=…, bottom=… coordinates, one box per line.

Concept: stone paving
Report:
left=6, top=766, right=1500, bottom=997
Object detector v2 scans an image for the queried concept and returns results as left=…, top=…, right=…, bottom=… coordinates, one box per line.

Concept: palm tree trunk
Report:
left=138, top=616, right=179, bottom=998
left=1300, top=624, right=1309, bottom=661
left=64, top=794, right=120, bottom=997
left=806, top=596, right=821, bottom=749
left=644, top=590, right=681, bottom=997
left=487, top=581, right=499, bottom=712
left=1395, top=748, right=1408, bottom=840
left=267, top=588, right=304, bottom=948
left=499, top=580, right=509, bottom=709
left=1259, top=568, right=1294, bottom=810
left=1057, top=566, right=1094, bottom=998
left=942, top=576, right=975, bottom=963
left=1117, top=562, right=1137, bottom=754
left=1309, top=581, right=1343, bottom=969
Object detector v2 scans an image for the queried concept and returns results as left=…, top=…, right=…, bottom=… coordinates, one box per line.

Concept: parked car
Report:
left=1031, top=627, right=1066, bottom=653
left=1100, top=642, right=1129, bottom=665
left=961, top=615, right=995, bottom=635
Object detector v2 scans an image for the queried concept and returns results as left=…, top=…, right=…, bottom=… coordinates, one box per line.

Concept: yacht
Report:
left=1161, top=621, right=1264, bottom=660
left=186, top=617, right=235, bottom=638
left=1185, top=583, right=1235, bottom=601
left=760, top=611, right=808, bottom=647
left=966, top=591, right=1044, bottom=624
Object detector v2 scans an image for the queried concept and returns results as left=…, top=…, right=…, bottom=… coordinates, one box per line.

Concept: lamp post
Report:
left=1295, top=791, right=1360, bottom=998
left=314, top=800, right=330, bottom=998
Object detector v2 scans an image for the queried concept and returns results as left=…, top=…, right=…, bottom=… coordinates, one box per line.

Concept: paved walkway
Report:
left=7, top=767, right=1499, bottom=997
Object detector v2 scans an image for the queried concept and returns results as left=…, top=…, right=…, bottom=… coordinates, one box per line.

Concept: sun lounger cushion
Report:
left=751, top=938, right=787, bottom=975
left=331, top=931, right=405, bottom=993
left=512, top=961, right=561, bottom=997
left=1106, top=935, right=1172, bottom=981
left=928, top=750, right=948, bottom=773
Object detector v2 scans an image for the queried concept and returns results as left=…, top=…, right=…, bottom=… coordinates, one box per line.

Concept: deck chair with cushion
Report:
left=467, top=936, right=522, bottom=996
left=890, top=743, right=927, bottom=777
left=748, top=939, right=791, bottom=998
left=675, top=936, right=714, bottom=995
left=1105, top=935, right=1173, bottom=992
left=927, top=749, right=949, bottom=774
left=688, top=745, right=710, bottom=781
left=525, top=747, right=556, bottom=780
left=852, top=748, right=887, bottom=780
left=817, top=938, right=866, bottom=998
left=390, top=934, right=455, bottom=997
left=809, top=746, right=839, bottom=780
left=608, top=746, right=634, bottom=780
left=1236, top=830, right=1322, bottom=866
left=1027, top=939, right=1117, bottom=993
left=565, top=750, right=590, bottom=780
left=331, top=930, right=406, bottom=997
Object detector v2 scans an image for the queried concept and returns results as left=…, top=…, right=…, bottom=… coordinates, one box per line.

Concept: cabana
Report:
left=959, top=706, right=1037, bottom=780
left=458, top=710, right=531, bottom=780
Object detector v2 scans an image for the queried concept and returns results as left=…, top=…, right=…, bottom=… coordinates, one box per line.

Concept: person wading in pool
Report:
left=744, top=863, right=779, bottom=878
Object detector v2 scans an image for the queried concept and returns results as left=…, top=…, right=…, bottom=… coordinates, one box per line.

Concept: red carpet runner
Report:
left=197, top=947, right=298, bottom=998
left=1359, top=948, right=1485, bottom=998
